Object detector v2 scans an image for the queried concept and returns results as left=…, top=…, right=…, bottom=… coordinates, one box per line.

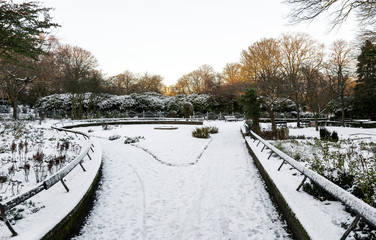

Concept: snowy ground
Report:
left=246, top=124, right=376, bottom=239
left=73, top=121, right=291, bottom=239
left=0, top=122, right=102, bottom=240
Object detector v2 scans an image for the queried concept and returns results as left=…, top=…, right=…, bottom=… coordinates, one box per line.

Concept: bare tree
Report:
left=173, top=64, right=221, bottom=94
left=279, top=33, right=320, bottom=127
left=109, top=71, right=137, bottom=95
left=54, top=44, right=99, bottom=93
left=302, top=65, right=331, bottom=131
left=26, top=35, right=60, bottom=104
left=136, top=73, right=164, bottom=93
left=284, top=0, right=376, bottom=35
left=0, top=57, right=36, bottom=119
left=325, top=39, right=355, bottom=126
left=241, top=38, right=287, bottom=131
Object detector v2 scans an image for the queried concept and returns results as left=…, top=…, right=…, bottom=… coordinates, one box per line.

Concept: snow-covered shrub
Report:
left=331, top=131, right=339, bottom=142
left=130, top=92, right=167, bottom=112
left=124, top=136, right=145, bottom=144
left=37, top=92, right=221, bottom=119
left=181, top=102, right=193, bottom=118
left=319, top=128, right=331, bottom=141
left=208, top=126, right=218, bottom=134
left=192, top=127, right=210, bottom=139
left=108, top=135, right=121, bottom=141
left=319, top=128, right=338, bottom=142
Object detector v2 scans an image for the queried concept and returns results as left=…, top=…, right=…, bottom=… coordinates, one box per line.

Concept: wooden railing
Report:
left=247, top=129, right=376, bottom=240
left=0, top=124, right=95, bottom=236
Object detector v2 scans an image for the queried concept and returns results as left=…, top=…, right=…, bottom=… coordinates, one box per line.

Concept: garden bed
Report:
left=0, top=120, right=102, bottom=239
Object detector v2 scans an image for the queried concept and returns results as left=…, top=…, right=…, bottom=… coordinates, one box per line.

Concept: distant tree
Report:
left=241, top=38, right=286, bottom=131
left=217, top=63, right=250, bottom=112
left=174, top=65, right=221, bottom=94
left=325, top=40, right=355, bottom=126
left=279, top=33, right=320, bottom=127
left=109, top=71, right=137, bottom=95
left=238, top=88, right=261, bottom=134
left=302, top=65, right=331, bottom=130
left=135, top=73, right=164, bottom=93
left=284, top=0, right=376, bottom=36
left=54, top=44, right=100, bottom=93
left=353, top=40, right=376, bottom=120
left=223, top=63, right=245, bottom=85
left=24, top=35, right=60, bottom=105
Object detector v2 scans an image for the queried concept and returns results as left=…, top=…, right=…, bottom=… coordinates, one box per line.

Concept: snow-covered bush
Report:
left=108, top=135, right=121, bottom=141
left=36, top=92, right=220, bottom=119
left=192, top=127, right=210, bottom=139
left=208, top=126, right=218, bottom=134
left=124, top=136, right=145, bottom=144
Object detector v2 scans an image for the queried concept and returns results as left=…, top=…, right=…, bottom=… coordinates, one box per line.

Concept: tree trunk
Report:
left=269, top=109, right=277, bottom=132
left=341, top=95, right=345, bottom=127
left=296, top=101, right=301, bottom=128
left=12, top=97, right=18, bottom=120
left=252, top=117, right=260, bottom=135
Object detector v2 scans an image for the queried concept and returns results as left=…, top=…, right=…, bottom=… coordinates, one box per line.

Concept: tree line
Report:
left=1, top=0, right=375, bottom=123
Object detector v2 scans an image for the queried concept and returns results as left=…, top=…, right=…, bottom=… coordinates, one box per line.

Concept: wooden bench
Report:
left=275, top=121, right=287, bottom=128
left=224, top=116, right=237, bottom=122
left=300, top=120, right=310, bottom=127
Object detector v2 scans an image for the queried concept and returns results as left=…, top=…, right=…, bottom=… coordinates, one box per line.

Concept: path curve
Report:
left=73, top=122, right=291, bottom=239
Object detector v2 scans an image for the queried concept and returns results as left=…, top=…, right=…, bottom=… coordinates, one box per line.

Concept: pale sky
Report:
left=40, top=0, right=357, bottom=85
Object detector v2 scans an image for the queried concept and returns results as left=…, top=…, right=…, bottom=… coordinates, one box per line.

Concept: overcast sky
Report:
left=40, top=0, right=357, bottom=85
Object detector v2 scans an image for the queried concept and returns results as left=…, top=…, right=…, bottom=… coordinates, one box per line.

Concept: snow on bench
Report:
left=224, top=116, right=237, bottom=122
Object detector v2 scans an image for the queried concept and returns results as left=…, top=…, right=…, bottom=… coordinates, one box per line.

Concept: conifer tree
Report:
left=353, top=40, right=376, bottom=119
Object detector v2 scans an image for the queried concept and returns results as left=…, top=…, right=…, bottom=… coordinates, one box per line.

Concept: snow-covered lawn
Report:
left=73, top=121, right=291, bottom=239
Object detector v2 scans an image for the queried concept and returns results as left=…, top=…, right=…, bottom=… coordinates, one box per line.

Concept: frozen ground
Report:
left=73, top=121, right=291, bottom=240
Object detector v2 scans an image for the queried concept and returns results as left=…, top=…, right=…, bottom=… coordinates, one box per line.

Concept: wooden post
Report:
left=340, top=215, right=361, bottom=240
left=60, top=178, right=69, bottom=192
left=278, top=160, right=285, bottom=171
left=296, top=176, right=307, bottom=191
left=268, top=152, right=273, bottom=159
left=79, top=161, right=86, bottom=172
left=256, top=140, right=261, bottom=147
left=87, top=153, right=92, bottom=160
left=0, top=204, right=18, bottom=236
left=261, top=145, right=266, bottom=152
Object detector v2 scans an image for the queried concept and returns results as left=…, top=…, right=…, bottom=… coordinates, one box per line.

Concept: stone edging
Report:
left=42, top=164, right=102, bottom=240
left=241, top=131, right=310, bottom=240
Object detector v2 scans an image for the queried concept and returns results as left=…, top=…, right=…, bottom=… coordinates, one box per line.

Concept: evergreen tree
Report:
left=0, top=1, right=58, bottom=119
left=0, top=1, right=58, bottom=62
left=353, top=40, right=376, bottom=120
left=238, top=88, right=261, bottom=134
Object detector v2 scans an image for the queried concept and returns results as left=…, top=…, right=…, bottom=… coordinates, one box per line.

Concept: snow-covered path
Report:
left=73, top=122, right=291, bottom=239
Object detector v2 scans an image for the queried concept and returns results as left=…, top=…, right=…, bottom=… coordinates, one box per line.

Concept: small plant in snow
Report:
left=0, top=172, right=8, bottom=190
left=208, top=126, right=219, bottom=134
left=109, top=135, right=121, bottom=141
left=24, top=162, right=30, bottom=182
left=124, top=136, right=145, bottom=144
left=192, top=127, right=210, bottom=139
left=319, top=128, right=331, bottom=141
